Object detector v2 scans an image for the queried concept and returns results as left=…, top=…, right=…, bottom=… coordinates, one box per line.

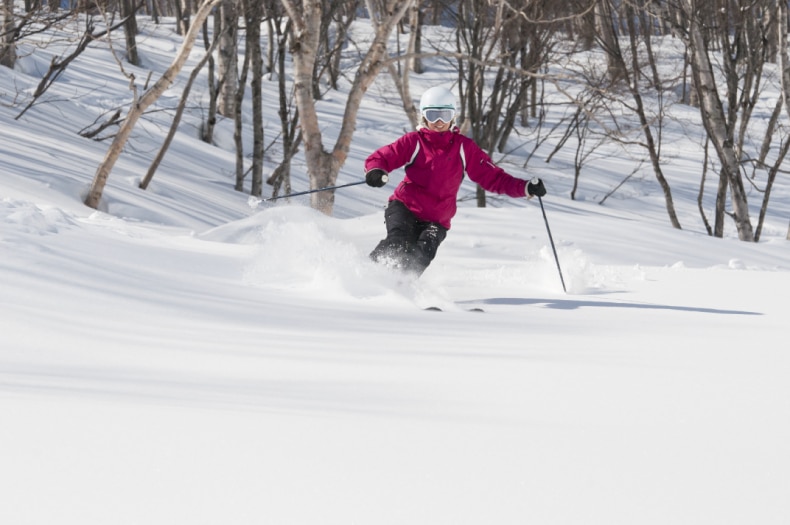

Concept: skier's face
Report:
left=422, top=107, right=454, bottom=132
left=426, top=118, right=452, bottom=132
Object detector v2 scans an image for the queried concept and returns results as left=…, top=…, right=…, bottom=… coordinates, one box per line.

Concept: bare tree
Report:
left=653, top=0, right=757, bottom=241
left=139, top=22, right=221, bottom=190
left=315, top=0, right=358, bottom=93
left=454, top=0, right=553, bottom=206
left=592, top=0, right=681, bottom=228
left=593, top=0, right=626, bottom=84
left=280, top=0, right=414, bottom=215
left=16, top=15, right=129, bottom=120
left=265, top=7, right=302, bottom=200
left=85, top=0, right=222, bottom=210
left=387, top=2, right=420, bottom=130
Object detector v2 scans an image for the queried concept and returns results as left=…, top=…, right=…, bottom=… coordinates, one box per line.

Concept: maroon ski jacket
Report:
left=365, top=127, right=528, bottom=229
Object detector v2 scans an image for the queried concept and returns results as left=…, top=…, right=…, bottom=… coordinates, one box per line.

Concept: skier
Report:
left=364, top=85, right=546, bottom=276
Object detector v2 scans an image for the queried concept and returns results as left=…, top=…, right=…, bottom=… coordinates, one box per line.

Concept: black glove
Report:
left=527, top=178, right=546, bottom=197
left=365, top=168, right=389, bottom=188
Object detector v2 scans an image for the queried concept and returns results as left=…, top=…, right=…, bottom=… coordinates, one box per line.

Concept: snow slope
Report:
left=1, top=14, right=789, bottom=525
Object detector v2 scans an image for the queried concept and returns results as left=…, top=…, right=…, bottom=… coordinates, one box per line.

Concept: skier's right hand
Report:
left=365, top=168, right=389, bottom=188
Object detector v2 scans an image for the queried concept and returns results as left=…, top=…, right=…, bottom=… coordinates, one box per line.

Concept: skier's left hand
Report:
left=527, top=178, right=546, bottom=198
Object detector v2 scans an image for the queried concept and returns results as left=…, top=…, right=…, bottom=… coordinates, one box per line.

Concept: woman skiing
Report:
left=364, top=85, right=546, bottom=276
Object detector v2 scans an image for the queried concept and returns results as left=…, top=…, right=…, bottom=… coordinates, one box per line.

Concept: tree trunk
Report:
left=244, top=0, right=264, bottom=196
left=409, top=3, right=422, bottom=74
left=201, top=17, right=218, bottom=143
left=282, top=0, right=325, bottom=208
left=176, top=0, right=192, bottom=36
left=594, top=0, right=625, bottom=84
left=0, top=0, right=16, bottom=69
left=217, top=0, right=238, bottom=117
left=233, top=21, right=251, bottom=192
left=121, top=0, right=140, bottom=66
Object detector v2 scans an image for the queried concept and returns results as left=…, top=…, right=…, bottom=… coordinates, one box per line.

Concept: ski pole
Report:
left=534, top=183, right=567, bottom=293
left=262, top=178, right=376, bottom=202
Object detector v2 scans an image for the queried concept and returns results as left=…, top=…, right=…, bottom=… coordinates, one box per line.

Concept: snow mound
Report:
left=1, top=198, right=78, bottom=236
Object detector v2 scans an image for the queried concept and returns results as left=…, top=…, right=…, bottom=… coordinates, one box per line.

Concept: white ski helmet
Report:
left=419, top=86, right=456, bottom=113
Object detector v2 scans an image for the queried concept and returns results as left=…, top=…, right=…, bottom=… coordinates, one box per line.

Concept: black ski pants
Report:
left=369, top=200, right=448, bottom=276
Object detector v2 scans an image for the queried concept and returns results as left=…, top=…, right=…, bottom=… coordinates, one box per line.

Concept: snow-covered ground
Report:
left=1, top=13, right=789, bottom=525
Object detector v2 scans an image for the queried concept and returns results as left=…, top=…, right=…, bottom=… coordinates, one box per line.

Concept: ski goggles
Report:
left=422, top=108, right=455, bottom=123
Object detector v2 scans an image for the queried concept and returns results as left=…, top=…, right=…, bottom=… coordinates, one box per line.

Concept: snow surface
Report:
left=1, top=14, right=789, bottom=525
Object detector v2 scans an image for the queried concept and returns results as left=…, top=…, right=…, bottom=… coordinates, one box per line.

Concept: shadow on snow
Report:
left=465, top=297, right=762, bottom=316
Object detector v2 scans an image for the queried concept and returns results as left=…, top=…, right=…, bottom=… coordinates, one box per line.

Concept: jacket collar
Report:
left=419, top=126, right=459, bottom=146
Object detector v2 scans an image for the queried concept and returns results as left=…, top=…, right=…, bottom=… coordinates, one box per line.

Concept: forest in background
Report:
left=2, top=0, right=789, bottom=242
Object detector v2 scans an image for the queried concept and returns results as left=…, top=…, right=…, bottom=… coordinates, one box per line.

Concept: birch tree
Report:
left=655, top=0, right=755, bottom=241
left=85, top=0, right=221, bottom=210
left=280, top=0, right=414, bottom=215
left=0, top=0, right=16, bottom=68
